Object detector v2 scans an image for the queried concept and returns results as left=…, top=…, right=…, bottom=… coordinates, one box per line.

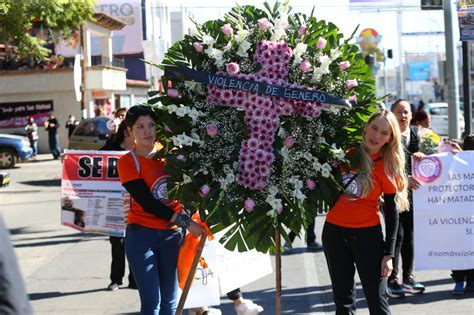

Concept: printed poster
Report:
left=61, top=149, right=127, bottom=237
left=412, top=152, right=474, bottom=270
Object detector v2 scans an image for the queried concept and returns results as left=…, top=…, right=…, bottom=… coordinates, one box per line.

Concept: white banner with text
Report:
left=412, top=152, right=474, bottom=270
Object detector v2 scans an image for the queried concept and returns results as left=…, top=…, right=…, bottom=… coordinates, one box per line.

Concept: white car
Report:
left=424, top=102, right=465, bottom=136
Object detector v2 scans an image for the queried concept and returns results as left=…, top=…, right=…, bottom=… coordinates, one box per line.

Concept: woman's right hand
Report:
left=187, top=221, right=206, bottom=237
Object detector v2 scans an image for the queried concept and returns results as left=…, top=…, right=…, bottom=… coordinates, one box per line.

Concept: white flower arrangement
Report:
left=150, top=1, right=377, bottom=252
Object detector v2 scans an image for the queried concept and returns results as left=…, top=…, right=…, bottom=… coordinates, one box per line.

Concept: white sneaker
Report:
left=235, top=299, right=264, bottom=315
left=189, top=307, right=222, bottom=315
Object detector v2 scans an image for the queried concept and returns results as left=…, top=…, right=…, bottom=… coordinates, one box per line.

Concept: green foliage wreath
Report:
left=147, top=1, right=377, bottom=252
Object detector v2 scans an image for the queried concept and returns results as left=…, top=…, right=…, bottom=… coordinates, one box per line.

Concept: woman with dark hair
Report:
left=100, top=121, right=137, bottom=291
left=118, top=105, right=205, bottom=314
left=410, top=110, right=431, bottom=129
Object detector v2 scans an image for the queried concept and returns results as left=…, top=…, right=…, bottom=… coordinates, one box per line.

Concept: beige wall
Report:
left=0, top=67, right=143, bottom=155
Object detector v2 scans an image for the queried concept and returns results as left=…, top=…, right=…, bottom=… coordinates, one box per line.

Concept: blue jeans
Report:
left=29, top=139, right=38, bottom=156
left=125, top=226, right=183, bottom=315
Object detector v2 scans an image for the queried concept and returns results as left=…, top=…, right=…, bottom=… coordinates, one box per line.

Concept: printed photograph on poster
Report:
left=61, top=150, right=128, bottom=237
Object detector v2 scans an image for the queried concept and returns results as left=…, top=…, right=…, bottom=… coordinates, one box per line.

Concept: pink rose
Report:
left=283, top=136, right=295, bottom=148
left=316, top=37, right=327, bottom=50
left=258, top=18, right=270, bottom=29
left=167, top=89, right=179, bottom=98
left=346, top=79, right=358, bottom=89
left=244, top=199, right=255, bottom=212
left=193, top=42, right=204, bottom=52
left=306, top=179, right=316, bottom=190
left=226, top=62, right=240, bottom=75
left=349, top=95, right=357, bottom=103
left=164, top=124, right=172, bottom=133
left=222, top=24, right=233, bottom=35
left=339, top=61, right=350, bottom=71
left=298, top=25, right=307, bottom=36
left=299, top=60, right=311, bottom=73
left=276, top=206, right=283, bottom=215
left=176, top=154, right=186, bottom=161
left=200, top=185, right=210, bottom=197
left=206, top=124, right=218, bottom=137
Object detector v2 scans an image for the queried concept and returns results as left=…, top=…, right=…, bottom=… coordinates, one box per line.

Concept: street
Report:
left=1, top=155, right=473, bottom=314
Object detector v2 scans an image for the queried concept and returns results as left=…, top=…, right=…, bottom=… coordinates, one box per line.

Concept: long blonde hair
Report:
left=358, top=110, right=409, bottom=211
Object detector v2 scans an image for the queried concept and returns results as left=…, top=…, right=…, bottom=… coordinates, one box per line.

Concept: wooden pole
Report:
left=275, top=227, right=282, bottom=315
left=176, top=235, right=207, bottom=315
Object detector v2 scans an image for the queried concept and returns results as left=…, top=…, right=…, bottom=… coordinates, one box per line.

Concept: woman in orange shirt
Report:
left=118, top=105, right=204, bottom=315
left=322, top=110, right=409, bottom=314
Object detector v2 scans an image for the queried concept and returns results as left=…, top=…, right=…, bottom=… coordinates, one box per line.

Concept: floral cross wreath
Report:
left=148, top=1, right=377, bottom=253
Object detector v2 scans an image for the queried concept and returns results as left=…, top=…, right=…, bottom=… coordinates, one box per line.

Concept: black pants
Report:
left=451, top=270, right=474, bottom=282
left=391, top=210, right=413, bottom=281
left=322, top=222, right=390, bottom=315
left=110, top=236, right=135, bottom=286
left=289, top=217, right=316, bottom=244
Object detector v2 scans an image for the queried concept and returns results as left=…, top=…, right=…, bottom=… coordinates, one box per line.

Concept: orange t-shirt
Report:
left=326, top=153, right=397, bottom=228
left=118, top=152, right=182, bottom=229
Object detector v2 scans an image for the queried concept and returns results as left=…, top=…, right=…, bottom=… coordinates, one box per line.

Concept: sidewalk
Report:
left=5, top=158, right=474, bottom=314
left=23, top=215, right=474, bottom=315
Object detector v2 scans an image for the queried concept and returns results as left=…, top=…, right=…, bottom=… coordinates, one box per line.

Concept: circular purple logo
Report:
left=413, top=156, right=442, bottom=183
left=342, top=172, right=362, bottom=199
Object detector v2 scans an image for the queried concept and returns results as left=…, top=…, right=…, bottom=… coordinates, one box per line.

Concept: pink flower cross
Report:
left=207, top=41, right=324, bottom=190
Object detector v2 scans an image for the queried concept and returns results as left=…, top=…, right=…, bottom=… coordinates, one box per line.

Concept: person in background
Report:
left=114, top=107, right=127, bottom=122
left=118, top=105, right=205, bottom=314
left=416, top=100, right=425, bottom=113
left=388, top=99, right=426, bottom=298
left=65, top=115, right=79, bottom=138
left=451, top=134, right=474, bottom=295
left=113, top=107, right=128, bottom=133
left=24, top=117, right=38, bottom=158
left=44, top=112, right=61, bottom=160
left=322, top=110, right=408, bottom=314
left=101, top=121, right=137, bottom=291
left=285, top=217, right=322, bottom=251
left=410, top=110, right=431, bottom=130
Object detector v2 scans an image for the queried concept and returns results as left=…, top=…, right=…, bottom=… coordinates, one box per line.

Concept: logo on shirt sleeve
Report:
left=150, top=176, right=171, bottom=203
left=342, top=172, right=362, bottom=199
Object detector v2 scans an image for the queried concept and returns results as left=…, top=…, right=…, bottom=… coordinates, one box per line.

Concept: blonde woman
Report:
left=322, top=110, right=408, bottom=315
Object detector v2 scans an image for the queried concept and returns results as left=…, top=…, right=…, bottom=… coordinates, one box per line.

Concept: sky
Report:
left=168, top=0, right=452, bottom=68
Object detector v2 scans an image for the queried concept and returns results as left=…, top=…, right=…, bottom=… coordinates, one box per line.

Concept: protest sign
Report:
left=61, top=150, right=127, bottom=237
left=216, top=231, right=273, bottom=294
left=180, top=231, right=273, bottom=309
left=412, top=152, right=474, bottom=270
left=179, top=238, right=221, bottom=309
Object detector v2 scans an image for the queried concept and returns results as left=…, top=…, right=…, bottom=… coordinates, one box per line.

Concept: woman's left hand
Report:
left=380, top=255, right=393, bottom=279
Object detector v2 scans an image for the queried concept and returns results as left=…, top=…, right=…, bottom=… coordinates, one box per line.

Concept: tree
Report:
left=0, top=0, right=96, bottom=60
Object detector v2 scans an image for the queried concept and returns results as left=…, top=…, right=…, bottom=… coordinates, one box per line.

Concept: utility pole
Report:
left=444, top=0, right=461, bottom=139
left=397, top=9, right=405, bottom=99
left=80, top=24, right=87, bottom=119
left=462, top=41, right=472, bottom=136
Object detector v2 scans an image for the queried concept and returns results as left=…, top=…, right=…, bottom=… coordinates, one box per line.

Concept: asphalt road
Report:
left=1, top=155, right=473, bottom=314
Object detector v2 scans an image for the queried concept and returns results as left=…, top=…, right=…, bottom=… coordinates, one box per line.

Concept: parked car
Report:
left=0, top=134, right=33, bottom=169
left=68, top=117, right=115, bottom=150
left=425, top=102, right=465, bottom=136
